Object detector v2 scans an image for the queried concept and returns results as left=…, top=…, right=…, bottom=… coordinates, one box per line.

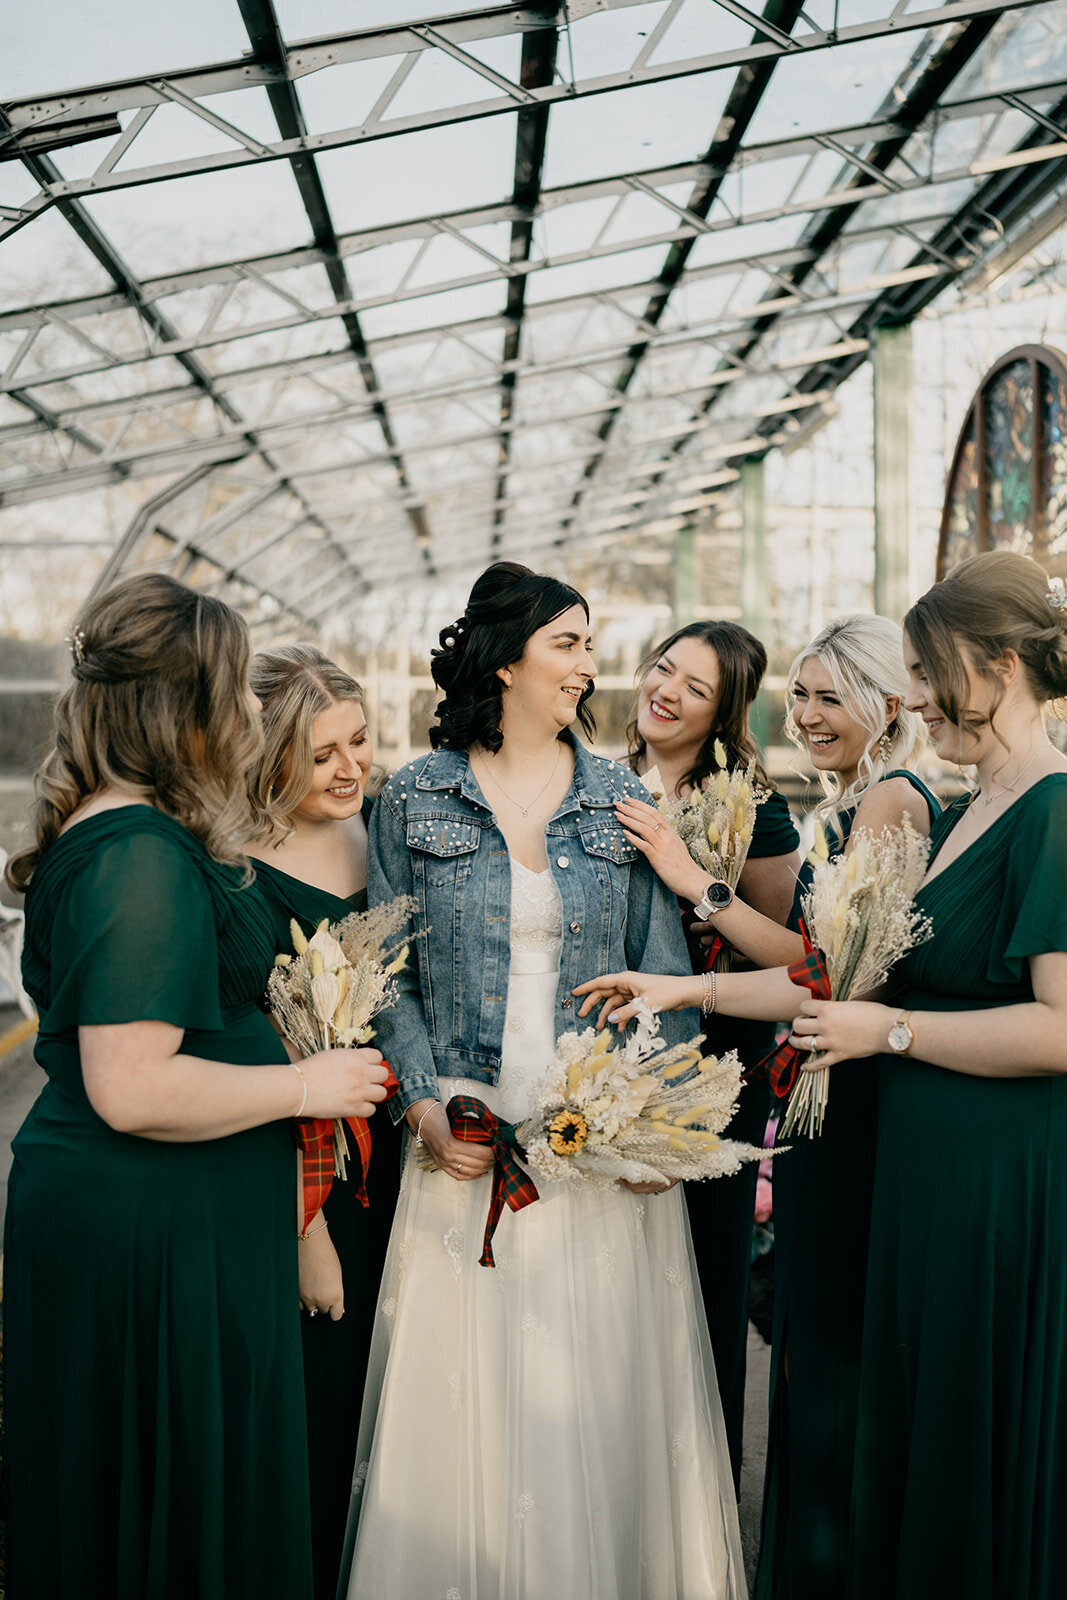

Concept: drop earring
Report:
left=877, top=729, right=893, bottom=764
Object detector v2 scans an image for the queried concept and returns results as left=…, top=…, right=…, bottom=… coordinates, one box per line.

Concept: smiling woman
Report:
left=339, top=561, right=746, bottom=1600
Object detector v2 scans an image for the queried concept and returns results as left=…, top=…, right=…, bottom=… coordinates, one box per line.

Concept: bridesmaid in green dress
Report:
left=785, top=551, right=1067, bottom=1600
left=594, top=614, right=937, bottom=1598
left=3, top=576, right=389, bottom=1600
left=245, top=644, right=401, bottom=1600
left=625, top=620, right=800, bottom=1489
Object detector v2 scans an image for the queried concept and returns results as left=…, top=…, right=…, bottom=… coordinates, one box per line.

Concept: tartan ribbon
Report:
left=445, top=1094, right=539, bottom=1268
left=760, top=919, right=832, bottom=1099
left=296, top=1063, right=398, bottom=1237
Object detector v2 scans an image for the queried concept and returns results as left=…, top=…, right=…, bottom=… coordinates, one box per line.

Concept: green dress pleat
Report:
left=252, top=832, right=401, bottom=1600
left=4, top=808, right=313, bottom=1600
left=684, top=788, right=799, bottom=1491
left=849, top=773, right=1067, bottom=1600
left=756, top=772, right=940, bottom=1600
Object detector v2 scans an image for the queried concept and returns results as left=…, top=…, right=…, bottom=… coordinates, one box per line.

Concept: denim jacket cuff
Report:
left=390, top=1073, right=441, bottom=1125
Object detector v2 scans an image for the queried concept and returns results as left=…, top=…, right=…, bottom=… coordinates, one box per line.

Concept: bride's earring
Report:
left=877, top=728, right=893, bottom=764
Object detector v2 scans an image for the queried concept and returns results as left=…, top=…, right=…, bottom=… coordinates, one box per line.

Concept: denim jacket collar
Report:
left=413, top=732, right=622, bottom=814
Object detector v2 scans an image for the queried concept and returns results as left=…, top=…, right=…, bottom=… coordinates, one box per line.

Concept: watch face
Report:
left=888, top=1022, right=911, bottom=1052
left=707, top=881, right=733, bottom=909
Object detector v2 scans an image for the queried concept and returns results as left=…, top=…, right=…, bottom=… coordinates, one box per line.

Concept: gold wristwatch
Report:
left=887, top=1010, right=914, bottom=1055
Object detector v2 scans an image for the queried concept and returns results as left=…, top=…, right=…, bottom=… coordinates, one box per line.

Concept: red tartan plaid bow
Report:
left=760, top=920, right=832, bottom=1100
left=445, top=1094, right=539, bottom=1268
left=296, top=1063, right=399, bottom=1237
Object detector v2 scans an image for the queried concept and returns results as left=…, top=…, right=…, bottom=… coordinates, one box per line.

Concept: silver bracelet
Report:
left=700, top=970, right=716, bottom=1016
left=298, top=1218, right=329, bottom=1242
left=415, top=1101, right=443, bottom=1145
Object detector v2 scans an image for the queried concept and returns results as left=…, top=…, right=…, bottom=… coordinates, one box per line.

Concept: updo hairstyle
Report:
left=6, top=574, right=259, bottom=892
left=430, top=562, right=595, bottom=752
left=247, top=644, right=366, bottom=839
left=627, top=619, right=772, bottom=791
left=785, top=613, right=921, bottom=837
left=904, top=550, right=1067, bottom=735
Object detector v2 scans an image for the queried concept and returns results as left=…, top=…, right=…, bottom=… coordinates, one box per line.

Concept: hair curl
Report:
left=429, top=562, right=595, bottom=751
left=904, top=550, right=1067, bottom=745
left=785, top=613, right=921, bottom=840
left=6, top=574, right=260, bottom=892
left=626, top=620, right=772, bottom=791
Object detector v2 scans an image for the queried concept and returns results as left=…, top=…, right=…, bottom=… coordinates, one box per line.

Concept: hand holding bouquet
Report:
left=268, top=897, right=414, bottom=1231
left=772, top=818, right=932, bottom=1138
left=643, top=746, right=767, bottom=968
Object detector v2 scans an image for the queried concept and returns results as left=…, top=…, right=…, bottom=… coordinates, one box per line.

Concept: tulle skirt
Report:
left=341, top=959, right=745, bottom=1600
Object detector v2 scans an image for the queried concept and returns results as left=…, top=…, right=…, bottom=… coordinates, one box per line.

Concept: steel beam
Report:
left=0, top=0, right=1048, bottom=247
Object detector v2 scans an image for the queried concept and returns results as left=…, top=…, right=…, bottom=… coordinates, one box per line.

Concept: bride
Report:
left=339, top=561, right=745, bottom=1600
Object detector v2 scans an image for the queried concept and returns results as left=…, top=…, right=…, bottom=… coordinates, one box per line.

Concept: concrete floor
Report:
left=0, top=1005, right=771, bottom=1587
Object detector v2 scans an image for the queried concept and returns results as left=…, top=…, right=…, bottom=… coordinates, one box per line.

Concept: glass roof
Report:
left=2, top=0, right=1067, bottom=629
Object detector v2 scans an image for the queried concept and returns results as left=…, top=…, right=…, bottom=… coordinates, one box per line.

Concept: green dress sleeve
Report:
left=45, top=828, right=224, bottom=1032
left=747, top=789, right=800, bottom=858
left=990, top=779, right=1067, bottom=985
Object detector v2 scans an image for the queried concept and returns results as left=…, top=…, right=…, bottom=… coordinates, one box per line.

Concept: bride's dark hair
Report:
left=430, top=562, right=596, bottom=752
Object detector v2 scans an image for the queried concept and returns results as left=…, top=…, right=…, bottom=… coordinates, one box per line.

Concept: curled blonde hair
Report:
left=785, top=614, right=921, bottom=841
left=247, top=644, right=365, bottom=841
left=6, top=574, right=260, bottom=893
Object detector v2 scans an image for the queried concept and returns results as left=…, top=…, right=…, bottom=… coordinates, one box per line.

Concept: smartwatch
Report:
left=693, top=880, right=733, bottom=919
left=887, top=1010, right=914, bottom=1055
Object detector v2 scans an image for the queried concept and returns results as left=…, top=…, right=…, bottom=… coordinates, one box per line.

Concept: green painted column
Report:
left=873, top=324, right=913, bottom=623
left=740, top=457, right=769, bottom=746
left=673, top=524, right=697, bottom=628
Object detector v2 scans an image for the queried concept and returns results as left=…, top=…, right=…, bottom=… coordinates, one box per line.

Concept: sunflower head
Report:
left=547, top=1108, right=589, bottom=1156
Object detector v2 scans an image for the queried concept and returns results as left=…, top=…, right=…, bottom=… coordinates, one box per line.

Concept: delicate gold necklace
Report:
left=971, top=748, right=1040, bottom=808
left=474, top=742, right=562, bottom=817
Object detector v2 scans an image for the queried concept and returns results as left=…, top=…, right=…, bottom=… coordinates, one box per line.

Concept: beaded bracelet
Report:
left=700, top=970, right=717, bottom=1016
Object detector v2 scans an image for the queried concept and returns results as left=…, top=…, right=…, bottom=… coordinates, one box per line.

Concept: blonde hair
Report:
left=248, top=644, right=365, bottom=840
left=785, top=613, right=921, bottom=840
left=6, top=574, right=260, bottom=892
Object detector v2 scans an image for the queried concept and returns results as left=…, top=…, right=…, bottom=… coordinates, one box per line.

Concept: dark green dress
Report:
left=252, top=837, right=401, bottom=1600
left=684, top=787, right=800, bottom=1491
left=849, top=773, right=1067, bottom=1600
left=756, top=771, right=940, bottom=1600
left=4, top=808, right=313, bottom=1600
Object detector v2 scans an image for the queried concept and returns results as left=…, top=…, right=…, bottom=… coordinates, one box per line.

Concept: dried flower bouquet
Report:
left=780, top=818, right=933, bottom=1138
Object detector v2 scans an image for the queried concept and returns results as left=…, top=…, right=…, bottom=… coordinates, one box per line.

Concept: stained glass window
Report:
left=939, top=345, right=1067, bottom=577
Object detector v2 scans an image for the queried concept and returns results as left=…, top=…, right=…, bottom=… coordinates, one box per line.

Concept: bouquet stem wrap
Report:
left=761, top=920, right=831, bottom=1100
left=297, top=1065, right=398, bottom=1236
left=445, top=1095, right=539, bottom=1267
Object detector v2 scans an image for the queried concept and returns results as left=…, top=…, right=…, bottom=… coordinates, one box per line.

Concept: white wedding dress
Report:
left=341, top=862, right=745, bottom=1600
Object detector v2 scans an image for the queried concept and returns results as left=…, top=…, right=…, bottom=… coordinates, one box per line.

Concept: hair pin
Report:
left=1047, top=579, right=1067, bottom=611
left=66, top=626, right=86, bottom=666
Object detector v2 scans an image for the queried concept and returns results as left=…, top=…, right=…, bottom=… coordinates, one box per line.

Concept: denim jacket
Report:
left=367, top=735, right=700, bottom=1117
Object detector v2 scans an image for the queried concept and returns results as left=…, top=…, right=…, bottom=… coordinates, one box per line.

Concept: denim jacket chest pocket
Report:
left=405, top=813, right=483, bottom=887
left=574, top=812, right=640, bottom=869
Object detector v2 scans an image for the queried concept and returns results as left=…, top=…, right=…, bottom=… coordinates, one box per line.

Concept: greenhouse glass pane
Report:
left=0, top=213, right=115, bottom=309
left=543, top=73, right=733, bottom=188
left=524, top=244, right=670, bottom=306
left=317, top=117, right=517, bottom=233
left=357, top=280, right=507, bottom=339
left=742, top=33, right=917, bottom=145
left=81, top=165, right=312, bottom=277
left=276, top=0, right=505, bottom=37
left=2, top=0, right=249, bottom=100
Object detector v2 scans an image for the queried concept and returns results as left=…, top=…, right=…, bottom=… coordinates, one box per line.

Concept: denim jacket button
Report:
left=557, top=855, right=570, bottom=868
left=561, top=996, right=573, bottom=1009
left=569, top=921, right=581, bottom=934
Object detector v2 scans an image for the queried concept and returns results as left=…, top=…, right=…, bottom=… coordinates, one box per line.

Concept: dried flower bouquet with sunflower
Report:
left=514, top=1002, right=771, bottom=1191
left=776, top=818, right=933, bottom=1138
left=268, top=897, right=414, bottom=1229
left=643, top=745, right=767, bottom=969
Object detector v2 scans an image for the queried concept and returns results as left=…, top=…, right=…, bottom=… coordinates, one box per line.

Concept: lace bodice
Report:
left=509, top=862, right=563, bottom=953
